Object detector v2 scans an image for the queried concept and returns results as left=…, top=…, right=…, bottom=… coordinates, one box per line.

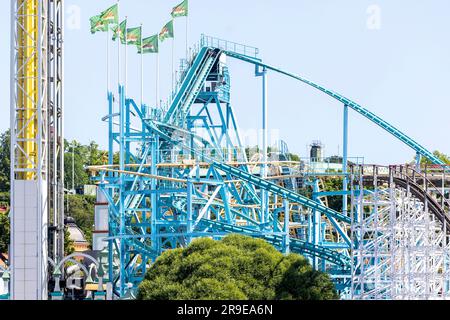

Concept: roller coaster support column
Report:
left=312, top=180, right=320, bottom=269
left=283, top=199, right=290, bottom=254
left=415, top=152, right=422, bottom=173
left=187, top=181, right=193, bottom=245
left=343, top=105, right=349, bottom=215
left=107, top=90, right=114, bottom=284
left=256, top=66, right=269, bottom=224
left=151, top=135, right=159, bottom=254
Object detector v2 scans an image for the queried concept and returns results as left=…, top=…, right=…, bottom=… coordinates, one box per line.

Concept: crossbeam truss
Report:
left=90, top=35, right=448, bottom=299
left=351, top=166, right=450, bottom=300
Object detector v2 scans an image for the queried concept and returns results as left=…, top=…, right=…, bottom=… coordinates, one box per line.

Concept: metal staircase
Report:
left=164, top=47, right=220, bottom=125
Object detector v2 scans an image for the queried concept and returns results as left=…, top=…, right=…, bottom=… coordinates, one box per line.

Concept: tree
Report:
left=275, top=254, right=339, bottom=300
left=64, top=227, right=75, bottom=256
left=64, top=139, right=111, bottom=190
left=64, top=140, right=90, bottom=190
left=137, top=234, right=338, bottom=300
left=65, top=194, right=95, bottom=246
left=287, top=153, right=300, bottom=162
left=321, top=177, right=346, bottom=213
left=0, top=211, right=10, bottom=253
left=0, top=130, right=10, bottom=193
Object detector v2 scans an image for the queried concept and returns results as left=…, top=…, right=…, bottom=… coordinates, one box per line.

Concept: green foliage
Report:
left=321, top=177, right=346, bottom=213
left=287, top=153, right=300, bottom=162
left=64, top=227, right=75, bottom=256
left=275, top=254, right=339, bottom=300
left=64, top=140, right=109, bottom=190
left=0, top=192, right=9, bottom=206
left=0, top=130, right=10, bottom=193
left=0, top=212, right=10, bottom=253
left=65, top=194, right=96, bottom=246
left=137, top=235, right=338, bottom=300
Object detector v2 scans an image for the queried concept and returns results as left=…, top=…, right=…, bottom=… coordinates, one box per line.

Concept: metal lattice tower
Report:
left=9, top=0, right=64, bottom=300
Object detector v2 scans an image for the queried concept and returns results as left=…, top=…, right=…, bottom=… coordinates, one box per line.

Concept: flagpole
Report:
left=125, top=18, right=128, bottom=93
left=141, top=23, right=144, bottom=110
left=156, top=52, right=160, bottom=108
left=172, top=37, right=175, bottom=95
left=185, top=15, right=188, bottom=61
left=107, top=28, right=110, bottom=93
left=117, top=0, right=121, bottom=86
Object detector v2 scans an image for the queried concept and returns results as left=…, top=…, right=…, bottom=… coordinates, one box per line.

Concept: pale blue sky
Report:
left=2, top=0, right=450, bottom=164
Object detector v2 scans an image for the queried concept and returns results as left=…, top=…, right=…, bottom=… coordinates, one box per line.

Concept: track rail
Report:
left=221, top=50, right=444, bottom=166
left=362, top=165, right=450, bottom=232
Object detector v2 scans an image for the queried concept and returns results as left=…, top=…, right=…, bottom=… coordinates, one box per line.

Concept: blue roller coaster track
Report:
left=91, top=34, right=444, bottom=298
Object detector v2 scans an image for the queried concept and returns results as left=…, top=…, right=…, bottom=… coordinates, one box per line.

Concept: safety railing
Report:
left=200, top=34, right=259, bottom=58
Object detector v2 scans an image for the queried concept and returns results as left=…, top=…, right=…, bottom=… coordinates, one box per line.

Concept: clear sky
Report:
left=1, top=0, right=450, bottom=164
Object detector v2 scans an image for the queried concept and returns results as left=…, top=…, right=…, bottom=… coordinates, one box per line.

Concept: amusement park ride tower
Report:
left=9, top=0, right=64, bottom=300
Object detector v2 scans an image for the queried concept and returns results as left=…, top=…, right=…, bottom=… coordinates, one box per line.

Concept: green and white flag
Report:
left=138, top=35, right=159, bottom=54
left=90, top=15, right=108, bottom=34
left=126, top=26, right=142, bottom=46
left=159, top=20, right=174, bottom=42
left=112, top=19, right=127, bottom=44
left=171, top=0, right=188, bottom=18
left=99, top=4, right=119, bottom=25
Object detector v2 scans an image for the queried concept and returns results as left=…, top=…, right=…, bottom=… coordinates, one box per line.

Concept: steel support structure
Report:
left=10, top=0, right=49, bottom=300
left=89, top=34, right=445, bottom=299
left=10, top=0, right=64, bottom=300
left=351, top=165, right=450, bottom=300
left=47, top=0, right=65, bottom=266
left=92, top=39, right=353, bottom=297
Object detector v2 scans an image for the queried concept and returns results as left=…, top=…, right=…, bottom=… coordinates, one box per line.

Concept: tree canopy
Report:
left=0, top=212, right=10, bottom=253
left=65, top=194, right=96, bottom=246
left=137, top=234, right=338, bottom=300
left=0, top=130, right=10, bottom=193
left=64, top=140, right=109, bottom=190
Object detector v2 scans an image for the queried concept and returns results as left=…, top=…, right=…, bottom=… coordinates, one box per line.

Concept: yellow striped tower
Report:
left=10, top=0, right=64, bottom=300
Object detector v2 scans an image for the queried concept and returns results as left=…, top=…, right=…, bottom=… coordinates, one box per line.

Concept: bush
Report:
left=138, top=234, right=338, bottom=300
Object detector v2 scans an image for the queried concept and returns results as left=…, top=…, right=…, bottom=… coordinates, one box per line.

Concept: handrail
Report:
left=200, top=34, right=259, bottom=58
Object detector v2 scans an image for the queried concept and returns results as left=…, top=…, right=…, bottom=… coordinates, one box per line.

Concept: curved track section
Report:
left=222, top=51, right=444, bottom=166
left=363, top=167, right=450, bottom=231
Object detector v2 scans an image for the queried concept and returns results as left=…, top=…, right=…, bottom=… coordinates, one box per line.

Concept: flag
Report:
left=112, top=19, right=127, bottom=44
left=99, top=4, right=119, bottom=25
left=159, top=20, right=174, bottom=42
left=90, top=15, right=108, bottom=34
left=138, top=35, right=159, bottom=54
left=126, top=27, right=142, bottom=46
left=171, top=0, right=188, bottom=18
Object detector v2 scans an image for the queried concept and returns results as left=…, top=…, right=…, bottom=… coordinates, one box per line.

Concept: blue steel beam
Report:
left=144, top=119, right=351, bottom=224
left=222, top=51, right=444, bottom=166
left=211, top=161, right=352, bottom=224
